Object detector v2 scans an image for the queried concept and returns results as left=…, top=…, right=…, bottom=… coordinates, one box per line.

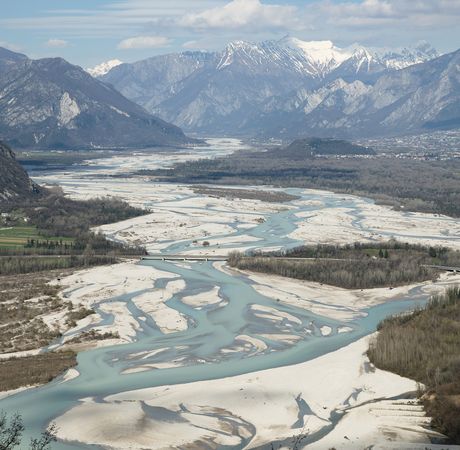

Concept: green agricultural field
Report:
left=0, top=226, right=74, bottom=249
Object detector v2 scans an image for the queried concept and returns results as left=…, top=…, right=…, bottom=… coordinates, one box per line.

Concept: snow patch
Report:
left=109, top=105, right=130, bottom=117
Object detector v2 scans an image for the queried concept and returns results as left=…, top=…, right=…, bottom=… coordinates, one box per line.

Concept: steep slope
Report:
left=326, top=48, right=387, bottom=84
left=103, top=51, right=219, bottom=114
left=370, top=49, right=460, bottom=132
left=101, top=37, right=439, bottom=137
left=0, top=141, right=40, bottom=202
left=0, top=49, right=193, bottom=149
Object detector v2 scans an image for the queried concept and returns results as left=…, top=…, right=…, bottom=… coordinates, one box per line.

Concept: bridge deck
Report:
left=141, top=255, right=228, bottom=262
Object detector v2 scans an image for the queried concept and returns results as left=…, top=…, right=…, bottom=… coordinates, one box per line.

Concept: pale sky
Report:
left=1, top=0, right=459, bottom=68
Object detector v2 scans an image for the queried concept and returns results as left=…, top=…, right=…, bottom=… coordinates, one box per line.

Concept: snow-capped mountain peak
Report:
left=346, top=47, right=379, bottom=73
left=216, top=38, right=355, bottom=76
left=277, top=37, right=353, bottom=75
left=281, top=38, right=350, bottom=64
left=87, top=59, right=123, bottom=77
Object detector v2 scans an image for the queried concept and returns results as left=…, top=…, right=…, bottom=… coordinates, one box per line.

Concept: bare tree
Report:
left=0, top=412, right=56, bottom=450
left=0, top=413, right=24, bottom=450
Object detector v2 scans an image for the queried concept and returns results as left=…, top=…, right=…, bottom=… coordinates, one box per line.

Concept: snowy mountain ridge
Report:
left=87, top=59, right=123, bottom=77
left=95, top=38, right=437, bottom=81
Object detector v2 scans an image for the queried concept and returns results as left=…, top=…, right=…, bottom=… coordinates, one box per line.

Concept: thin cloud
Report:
left=320, top=0, right=460, bottom=27
left=45, top=39, right=69, bottom=48
left=117, top=36, right=172, bottom=49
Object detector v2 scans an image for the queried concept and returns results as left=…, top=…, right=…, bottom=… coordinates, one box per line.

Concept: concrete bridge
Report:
left=141, top=255, right=228, bottom=262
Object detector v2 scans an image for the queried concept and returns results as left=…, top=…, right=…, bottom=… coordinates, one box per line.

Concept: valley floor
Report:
left=1, top=139, right=460, bottom=449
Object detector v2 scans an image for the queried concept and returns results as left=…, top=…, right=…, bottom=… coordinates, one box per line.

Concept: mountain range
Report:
left=0, top=38, right=457, bottom=148
left=100, top=37, right=459, bottom=139
left=0, top=48, right=193, bottom=149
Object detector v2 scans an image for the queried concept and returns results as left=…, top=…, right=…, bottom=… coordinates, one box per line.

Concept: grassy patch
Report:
left=0, top=226, right=73, bottom=249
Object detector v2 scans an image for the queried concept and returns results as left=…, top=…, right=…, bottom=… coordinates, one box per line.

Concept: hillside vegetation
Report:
left=0, top=153, right=147, bottom=274
left=0, top=194, right=147, bottom=275
left=368, top=287, right=460, bottom=443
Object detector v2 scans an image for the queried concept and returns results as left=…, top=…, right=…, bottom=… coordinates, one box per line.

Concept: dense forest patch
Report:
left=368, top=287, right=460, bottom=443
left=228, top=241, right=460, bottom=289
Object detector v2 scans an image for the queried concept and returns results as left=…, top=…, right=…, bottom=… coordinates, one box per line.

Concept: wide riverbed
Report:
left=2, top=139, right=460, bottom=449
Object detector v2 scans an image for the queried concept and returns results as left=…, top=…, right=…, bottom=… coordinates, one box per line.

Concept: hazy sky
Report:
left=1, top=0, right=459, bottom=68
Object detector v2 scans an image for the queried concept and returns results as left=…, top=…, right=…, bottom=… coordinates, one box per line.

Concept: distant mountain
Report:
left=87, top=59, right=123, bottom=77
left=0, top=141, right=40, bottom=203
left=262, top=49, right=460, bottom=138
left=101, top=37, right=441, bottom=138
left=377, top=41, right=439, bottom=70
left=102, top=51, right=218, bottom=115
left=0, top=48, right=194, bottom=149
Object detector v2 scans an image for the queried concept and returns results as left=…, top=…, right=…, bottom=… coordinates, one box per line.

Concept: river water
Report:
left=0, top=140, right=454, bottom=448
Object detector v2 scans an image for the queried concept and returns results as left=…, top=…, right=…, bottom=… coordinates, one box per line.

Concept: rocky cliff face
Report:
left=0, top=141, right=39, bottom=203
left=0, top=49, right=194, bottom=149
